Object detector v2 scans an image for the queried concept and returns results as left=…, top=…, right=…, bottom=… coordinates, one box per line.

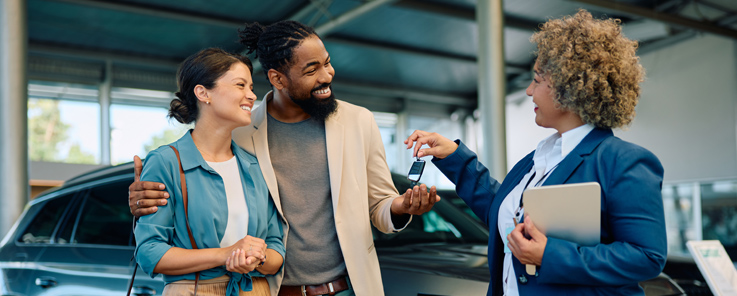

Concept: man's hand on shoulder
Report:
left=129, top=155, right=169, bottom=217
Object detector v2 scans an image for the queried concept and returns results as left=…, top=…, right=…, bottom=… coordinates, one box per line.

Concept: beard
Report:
left=288, top=84, right=338, bottom=121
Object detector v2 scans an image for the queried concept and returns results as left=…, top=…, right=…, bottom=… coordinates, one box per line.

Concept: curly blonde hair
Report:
left=531, top=9, right=644, bottom=129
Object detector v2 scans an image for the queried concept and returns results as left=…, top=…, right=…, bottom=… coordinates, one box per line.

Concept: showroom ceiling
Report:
left=26, top=0, right=737, bottom=115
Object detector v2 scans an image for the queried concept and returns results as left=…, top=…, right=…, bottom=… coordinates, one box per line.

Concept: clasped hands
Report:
left=225, top=235, right=266, bottom=274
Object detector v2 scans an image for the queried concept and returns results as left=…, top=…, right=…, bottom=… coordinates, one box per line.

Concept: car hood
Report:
left=376, top=243, right=491, bottom=282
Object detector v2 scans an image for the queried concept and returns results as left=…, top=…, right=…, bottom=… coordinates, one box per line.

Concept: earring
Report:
left=206, top=101, right=210, bottom=105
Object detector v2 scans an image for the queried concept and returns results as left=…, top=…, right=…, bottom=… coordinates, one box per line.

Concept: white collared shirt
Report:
left=497, top=124, right=594, bottom=295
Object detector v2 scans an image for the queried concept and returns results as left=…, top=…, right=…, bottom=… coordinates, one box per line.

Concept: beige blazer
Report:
left=232, top=92, right=406, bottom=296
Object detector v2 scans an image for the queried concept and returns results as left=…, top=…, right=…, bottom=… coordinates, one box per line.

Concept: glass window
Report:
left=56, top=194, right=83, bottom=244
left=373, top=112, right=398, bottom=172
left=701, top=180, right=737, bottom=259
left=662, top=183, right=698, bottom=256
left=18, top=193, right=78, bottom=244
left=28, top=93, right=100, bottom=164
left=110, top=103, right=191, bottom=165
left=72, top=180, right=134, bottom=246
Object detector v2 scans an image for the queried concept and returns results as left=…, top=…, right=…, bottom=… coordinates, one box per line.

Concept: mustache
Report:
left=311, top=83, right=331, bottom=93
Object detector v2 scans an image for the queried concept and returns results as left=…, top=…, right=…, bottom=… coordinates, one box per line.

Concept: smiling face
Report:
left=282, top=35, right=337, bottom=120
left=526, top=60, right=570, bottom=131
left=205, top=62, right=257, bottom=128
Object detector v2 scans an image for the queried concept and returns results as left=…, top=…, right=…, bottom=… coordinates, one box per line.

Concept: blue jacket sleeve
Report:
left=537, top=144, right=667, bottom=286
left=133, top=149, right=178, bottom=278
left=432, top=141, right=501, bottom=226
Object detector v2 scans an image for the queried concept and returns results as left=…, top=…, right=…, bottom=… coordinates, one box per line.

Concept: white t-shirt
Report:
left=207, top=156, right=249, bottom=248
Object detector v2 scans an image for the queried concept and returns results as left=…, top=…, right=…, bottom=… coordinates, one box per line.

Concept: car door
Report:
left=0, top=188, right=84, bottom=295
left=25, top=178, right=163, bottom=296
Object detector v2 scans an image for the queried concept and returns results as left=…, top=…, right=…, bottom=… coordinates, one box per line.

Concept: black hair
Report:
left=238, top=20, right=318, bottom=77
left=169, top=48, right=253, bottom=124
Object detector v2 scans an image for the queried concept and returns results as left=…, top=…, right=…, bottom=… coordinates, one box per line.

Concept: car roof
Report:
left=63, top=162, right=135, bottom=188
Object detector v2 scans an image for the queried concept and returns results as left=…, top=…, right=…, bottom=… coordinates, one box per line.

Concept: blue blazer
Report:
left=433, top=128, right=666, bottom=296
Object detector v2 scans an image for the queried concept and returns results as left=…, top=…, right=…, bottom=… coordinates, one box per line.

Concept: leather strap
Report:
left=170, top=145, right=201, bottom=296
left=126, top=146, right=201, bottom=296
left=126, top=258, right=137, bottom=296
left=279, top=277, right=350, bottom=296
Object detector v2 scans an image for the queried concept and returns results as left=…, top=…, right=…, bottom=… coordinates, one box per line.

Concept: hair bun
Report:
left=168, top=97, right=190, bottom=124
left=238, top=22, right=265, bottom=57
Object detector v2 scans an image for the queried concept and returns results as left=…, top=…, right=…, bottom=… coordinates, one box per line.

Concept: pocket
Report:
left=367, top=242, right=375, bottom=253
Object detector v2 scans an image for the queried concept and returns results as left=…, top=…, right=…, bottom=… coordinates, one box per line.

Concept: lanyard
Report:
left=514, top=162, right=560, bottom=221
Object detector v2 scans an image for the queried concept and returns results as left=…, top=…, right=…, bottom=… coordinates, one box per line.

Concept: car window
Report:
left=18, top=192, right=79, bottom=244
left=72, top=180, right=133, bottom=246
left=56, top=192, right=84, bottom=244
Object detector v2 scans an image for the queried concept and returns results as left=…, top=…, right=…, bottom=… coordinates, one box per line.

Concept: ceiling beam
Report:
left=327, top=35, right=529, bottom=73
left=393, top=0, right=541, bottom=31
left=285, top=1, right=322, bottom=23
left=313, top=0, right=398, bottom=36
left=328, top=35, right=475, bottom=62
left=250, top=0, right=397, bottom=73
left=50, top=0, right=244, bottom=28
left=29, top=42, right=182, bottom=69
left=52, top=0, right=533, bottom=73
left=718, top=14, right=737, bottom=26
left=330, top=81, right=475, bottom=107
left=570, top=0, right=737, bottom=40
left=637, top=30, right=698, bottom=56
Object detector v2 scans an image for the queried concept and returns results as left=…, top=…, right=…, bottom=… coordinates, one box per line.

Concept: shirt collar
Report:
left=174, top=130, right=253, bottom=172
left=561, top=124, right=595, bottom=157
left=532, top=123, right=594, bottom=168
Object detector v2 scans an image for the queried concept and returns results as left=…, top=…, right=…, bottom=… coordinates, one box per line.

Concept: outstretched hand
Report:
left=391, top=183, right=440, bottom=216
left=404, top=130, right=458, bottom=160
left=507, top=215, right=547, bottom=266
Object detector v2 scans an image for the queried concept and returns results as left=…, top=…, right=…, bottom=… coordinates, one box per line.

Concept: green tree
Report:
left=66, top=143, right=97, bottom=164
left=28, top=99, right=69, bottom=162
left=28, top=99, right=96, bottom=164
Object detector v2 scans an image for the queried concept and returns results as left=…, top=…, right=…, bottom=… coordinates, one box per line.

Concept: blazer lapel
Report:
left=324, top=104, right=344, bottom=213
left=499, top=153, right=534, bottom=198
left=249, top=95, right=284, bottom=216
left=543, top=128, right=613, bottom=185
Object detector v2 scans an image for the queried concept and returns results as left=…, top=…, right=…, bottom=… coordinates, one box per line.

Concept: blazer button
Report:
left=518, top=275, right=528, bottom=285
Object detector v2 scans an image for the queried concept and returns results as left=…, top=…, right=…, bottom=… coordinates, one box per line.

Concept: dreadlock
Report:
left=238, top=20, right=318, bottom=78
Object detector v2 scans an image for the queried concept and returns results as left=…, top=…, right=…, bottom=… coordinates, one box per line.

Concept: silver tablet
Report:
left=523, top=182, right=601, bottom=246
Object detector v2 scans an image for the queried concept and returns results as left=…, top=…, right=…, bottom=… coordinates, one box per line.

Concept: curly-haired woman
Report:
left=404, top=9, right=665, bottom=296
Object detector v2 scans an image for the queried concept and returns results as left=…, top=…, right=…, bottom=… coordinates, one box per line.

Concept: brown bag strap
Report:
left=169, top=145, right=200, bottom=295
left=126, top=254, right=137, bottom=296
